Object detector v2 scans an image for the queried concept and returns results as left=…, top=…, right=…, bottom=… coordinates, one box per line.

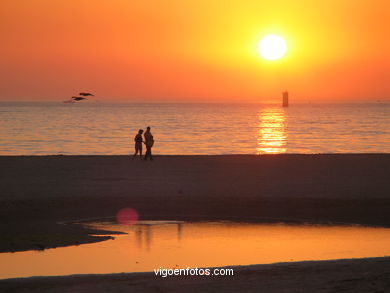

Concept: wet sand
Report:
left=1, top=154, right=390, bottom=252
left=1, top=154, right=390, bottom=291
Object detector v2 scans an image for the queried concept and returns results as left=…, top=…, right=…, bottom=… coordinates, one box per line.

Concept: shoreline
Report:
left=1, top=154, right=390, bottom=252
left=1, top=153, right=390, bottom=157
left=1, top=154, right=390, bottom=291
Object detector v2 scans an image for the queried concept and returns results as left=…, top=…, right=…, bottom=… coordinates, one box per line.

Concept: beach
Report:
left=1, top=154, right=390, bottom=251
left=1, top=154, right=390, bottom=291
left=1, top=257, right=390, bottom=293
left=3, top=0, right=390, bottom=291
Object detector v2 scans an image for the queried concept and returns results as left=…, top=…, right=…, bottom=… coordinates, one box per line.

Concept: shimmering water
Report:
left=1, top=102, right=389, bottom=155
left=1, top=221, right=390, bottom=279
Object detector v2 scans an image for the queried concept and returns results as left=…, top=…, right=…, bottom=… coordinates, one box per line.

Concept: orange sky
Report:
left=1, top=0, right=389, bottom=102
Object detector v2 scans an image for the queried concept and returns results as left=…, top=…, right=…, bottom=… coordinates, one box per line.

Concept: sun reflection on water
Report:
left=257, top=107, right=287, bottom=154
left=2, top=221, right=390, bottom=279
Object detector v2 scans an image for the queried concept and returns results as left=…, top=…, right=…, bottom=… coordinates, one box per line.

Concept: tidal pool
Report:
left=1, top=221, right=390, bottom=279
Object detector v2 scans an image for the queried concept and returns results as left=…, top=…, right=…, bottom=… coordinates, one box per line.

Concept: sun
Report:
left=258, top=35, right=287, bottom=61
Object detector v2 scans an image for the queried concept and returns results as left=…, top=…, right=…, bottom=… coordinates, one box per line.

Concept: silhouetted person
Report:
left=132, top=129, right=144, bottom=159
left=144, top=126, right=154, bottom=161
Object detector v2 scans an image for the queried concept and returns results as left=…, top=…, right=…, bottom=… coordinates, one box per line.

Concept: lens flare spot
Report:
left=116, top=208, right=139, bottom=225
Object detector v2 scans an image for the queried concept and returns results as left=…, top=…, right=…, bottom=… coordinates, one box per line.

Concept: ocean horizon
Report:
left=1, top=102, right=389, bottom=155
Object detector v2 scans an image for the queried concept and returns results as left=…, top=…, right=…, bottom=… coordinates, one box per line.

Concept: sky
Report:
left=1, top=0, right=390, bottom=102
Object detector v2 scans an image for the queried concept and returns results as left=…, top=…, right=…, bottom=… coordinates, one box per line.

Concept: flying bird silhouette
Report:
left=79, top=92, right=94, bottom=96
left=72, top=96, right=87, bottom=101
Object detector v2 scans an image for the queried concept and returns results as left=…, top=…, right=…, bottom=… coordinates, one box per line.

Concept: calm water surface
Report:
left=1, top=102, right=390, bottom=155
left=1, top=221, right=390, bottom=279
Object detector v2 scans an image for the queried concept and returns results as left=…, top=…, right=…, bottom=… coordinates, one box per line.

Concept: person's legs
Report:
left=132, top=150, right=138, bottom=160
left=132, top=146, right=138, bottom=160
left=144, top=146, right=151, bottom=160
left=133, top=143, right=142, bottom=159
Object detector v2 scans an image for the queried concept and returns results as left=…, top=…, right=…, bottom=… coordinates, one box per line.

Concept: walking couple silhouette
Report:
left=132, top=126, right=154, bottom=161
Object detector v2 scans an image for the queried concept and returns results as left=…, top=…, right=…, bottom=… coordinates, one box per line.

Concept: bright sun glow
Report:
left=258, top=35, right=287, bottom=60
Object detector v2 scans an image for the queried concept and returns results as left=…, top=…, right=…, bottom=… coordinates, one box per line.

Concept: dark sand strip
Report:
left=1, top=257, right=390, bottom=293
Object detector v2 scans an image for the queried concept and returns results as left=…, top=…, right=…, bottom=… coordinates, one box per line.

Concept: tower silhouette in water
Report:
left=282, top=91, right=289, bottom=107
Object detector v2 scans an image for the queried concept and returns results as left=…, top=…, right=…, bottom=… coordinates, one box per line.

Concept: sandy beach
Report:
left=1, top=154, right=390, bottom=291
left=3, top=0, right=390, bottom=291
left=1, top=257, right=390, bottom=293
left=1, top=154, right=390, bottom=251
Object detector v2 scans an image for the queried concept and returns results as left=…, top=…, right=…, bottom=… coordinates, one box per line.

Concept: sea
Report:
left=1, top=102, right=389, bottom=155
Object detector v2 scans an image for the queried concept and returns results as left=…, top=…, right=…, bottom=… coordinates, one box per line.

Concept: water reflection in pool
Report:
left=1, top=221, right=390, bottom=279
